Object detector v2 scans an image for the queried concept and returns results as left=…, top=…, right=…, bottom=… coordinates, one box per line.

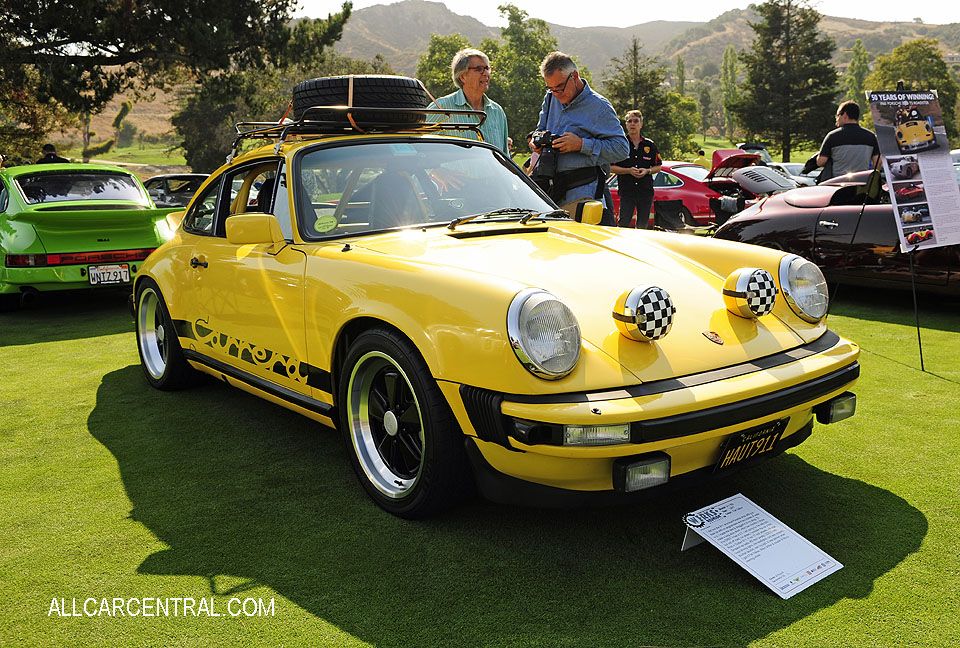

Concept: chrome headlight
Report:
left=507, top=288, right=581, bottom=379
left=778, top=254, right=828, bottom=322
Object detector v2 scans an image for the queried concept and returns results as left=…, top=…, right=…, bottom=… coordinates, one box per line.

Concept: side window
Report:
left=653, top=172, right=683, bottom=188
left=270, top=165, right=293, bottom=240
left=182, top=178, right=220, bottom=235
left=0, top=182, right=7, bottom=212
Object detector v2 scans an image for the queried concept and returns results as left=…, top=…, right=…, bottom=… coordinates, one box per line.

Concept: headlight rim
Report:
left=778, top=253, right=829, bottom=323
left=507, top=287, right=581, bottom=380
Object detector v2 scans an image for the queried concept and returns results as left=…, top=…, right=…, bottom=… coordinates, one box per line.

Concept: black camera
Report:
left=531, top=130, right=559, bottom=149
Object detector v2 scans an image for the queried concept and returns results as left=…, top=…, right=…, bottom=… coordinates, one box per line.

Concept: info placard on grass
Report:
left=681, top=493, right=842, bottom=599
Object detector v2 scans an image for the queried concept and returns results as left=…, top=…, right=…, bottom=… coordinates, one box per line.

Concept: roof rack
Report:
left=230, top=105, right=488, bottom=160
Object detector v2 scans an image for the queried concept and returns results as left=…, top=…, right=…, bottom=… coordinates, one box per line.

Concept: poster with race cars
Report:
left=867, top=89, right=960, bottom=251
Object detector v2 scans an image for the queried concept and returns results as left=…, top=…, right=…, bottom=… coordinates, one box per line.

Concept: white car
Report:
left=768, top=162, right=818, bottom=186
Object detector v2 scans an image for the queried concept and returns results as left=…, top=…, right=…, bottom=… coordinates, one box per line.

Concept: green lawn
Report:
left=1, top=287, right=957, bottom=647
left=59, top=142, right=188, bottom=168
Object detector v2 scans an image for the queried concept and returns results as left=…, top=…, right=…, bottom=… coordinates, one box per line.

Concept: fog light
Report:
left=613, top=453, right=670, bottom=493
left=563, top=423, right=630, bottom=446
left=815, top=392, right=856, bottom=424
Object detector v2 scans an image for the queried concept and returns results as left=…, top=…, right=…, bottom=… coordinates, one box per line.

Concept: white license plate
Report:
left=88, top=264, right=130, bottom=285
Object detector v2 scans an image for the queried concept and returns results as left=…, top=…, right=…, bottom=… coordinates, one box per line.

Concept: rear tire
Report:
left=338, top=327, right=473, bottom=518
left=292, top=75, right=428, bottom=124
left=135, top=279, right=195, bottom=390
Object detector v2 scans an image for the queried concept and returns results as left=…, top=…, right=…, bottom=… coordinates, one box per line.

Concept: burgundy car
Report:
left=608, top=150, right=760, bottom=227
left=714, top=172, right=960, bottom=294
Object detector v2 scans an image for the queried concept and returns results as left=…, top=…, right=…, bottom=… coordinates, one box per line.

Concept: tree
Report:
left=729, top=0, right=838, bottom=161
left=416, top=33, right=473, bottom=99
left=112, top=101, right=133, bottom=146
left=699, top=85, right=713, bottom=137
left=866, top=38, right=959, bottom=142
left=2, top=0, right=351, bottom=152
left=0, top=68, right=76, bottom=163
left=844, top=39, right=870, bottom=105
left=486, top=4, right=558, bottom=145
left=676, top=56, right=686, bottom=95
left=602, top=38, right=698, bottom=158
left=720, top=45, right=739, bottom=140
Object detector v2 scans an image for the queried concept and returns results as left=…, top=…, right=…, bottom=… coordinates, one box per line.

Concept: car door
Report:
left=812, top=186, right=949, bottom=287
left=178, top=159, right=311, bottom=395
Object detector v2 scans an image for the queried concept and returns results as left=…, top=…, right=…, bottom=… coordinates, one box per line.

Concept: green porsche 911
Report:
left=0, top=162, right=180, bottom=310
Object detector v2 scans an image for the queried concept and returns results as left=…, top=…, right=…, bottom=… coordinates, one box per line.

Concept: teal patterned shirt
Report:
left=427, top=89, right=510, bottom=154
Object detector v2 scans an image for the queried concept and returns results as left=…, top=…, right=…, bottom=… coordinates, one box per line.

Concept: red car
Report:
left=895, top=183, right=925, bottom=202
left=608, top=150, right=760, bottom=227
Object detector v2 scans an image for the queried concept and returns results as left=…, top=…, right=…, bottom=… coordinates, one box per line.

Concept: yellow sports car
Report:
left=134, top=76, right=859, bottom=518
left=894, top=108, right=937, bottom=154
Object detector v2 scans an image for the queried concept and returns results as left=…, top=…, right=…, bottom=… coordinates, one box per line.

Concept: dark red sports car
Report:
left=713, top=172, right=960, bottom=294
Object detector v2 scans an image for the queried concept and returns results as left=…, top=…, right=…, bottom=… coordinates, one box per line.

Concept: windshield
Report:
left=296, top=140, right=554, bottom=238
left=675, top=165, right=710, bottom=182
left=17, top=171, right=145, bottom=205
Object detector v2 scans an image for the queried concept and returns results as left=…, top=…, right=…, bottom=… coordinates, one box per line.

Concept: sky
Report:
left=296, top=0, right=960, bottom=29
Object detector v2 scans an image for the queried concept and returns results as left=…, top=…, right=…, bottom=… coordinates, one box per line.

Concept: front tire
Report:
left=135, top=279, right=195, bottom=390
left=338, top=327, right=473, bottom=518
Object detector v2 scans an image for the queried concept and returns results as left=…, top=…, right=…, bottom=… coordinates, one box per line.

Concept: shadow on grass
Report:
left=89, top=366, right=926, bottom=647
left=0, top=291, right=132, bottom=347
left=830, top=284, right=960, bottom=333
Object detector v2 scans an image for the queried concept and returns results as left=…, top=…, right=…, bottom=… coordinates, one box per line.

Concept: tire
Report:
left=135, top=278, right=195, bottom=390
left=338, top=327, right=473, bottom=518
left=679, top=206, right=695, bottom=227
left=292, top=75, right=428, bottom=124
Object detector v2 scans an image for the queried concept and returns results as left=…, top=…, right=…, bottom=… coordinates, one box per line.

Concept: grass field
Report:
left=59, top=142, right=188, bottom=170
left=1, top=286, right=958, bottom=647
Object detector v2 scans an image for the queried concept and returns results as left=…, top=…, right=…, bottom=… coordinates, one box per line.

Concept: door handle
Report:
left=818, top=220, right=839, bottom=229
left=190, top=257, right=208, bottom=268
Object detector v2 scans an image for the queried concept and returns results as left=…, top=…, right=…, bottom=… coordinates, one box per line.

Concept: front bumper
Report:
left=449, top=330, right=859, bottom=504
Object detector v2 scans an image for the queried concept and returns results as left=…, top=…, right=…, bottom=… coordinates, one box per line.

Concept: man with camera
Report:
left=531, top=52, right=628, bottom=221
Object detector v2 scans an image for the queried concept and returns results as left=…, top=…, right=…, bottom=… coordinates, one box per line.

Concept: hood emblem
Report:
left=702, top=331, right=724, bottom=345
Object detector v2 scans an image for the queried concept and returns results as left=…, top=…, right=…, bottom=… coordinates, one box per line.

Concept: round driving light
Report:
left=722, top=268, right=778, bottom=318
left=779, top=254, right=829, bottom=322
left=613, top=285, right=676, bottom=342
left=507, top=288, right=581, bottom=379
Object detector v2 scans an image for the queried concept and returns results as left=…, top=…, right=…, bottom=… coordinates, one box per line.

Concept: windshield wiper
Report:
left=447, top=207, right=534, bottom=230
left=519, top=209, right=567, bottom=225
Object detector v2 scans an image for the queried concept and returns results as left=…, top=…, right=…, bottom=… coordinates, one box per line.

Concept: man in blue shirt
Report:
left=427, top=48, right=510, bottom=154
left=532, top=51, right=629, bottom=216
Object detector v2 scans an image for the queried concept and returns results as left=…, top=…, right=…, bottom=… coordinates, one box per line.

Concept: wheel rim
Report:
left=347, top=351, right=425, bottom=499
left=138, top=287, right=168, bottom=380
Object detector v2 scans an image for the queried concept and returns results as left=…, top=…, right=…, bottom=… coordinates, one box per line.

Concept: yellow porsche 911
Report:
left=134, top=76, right=859, bottom=518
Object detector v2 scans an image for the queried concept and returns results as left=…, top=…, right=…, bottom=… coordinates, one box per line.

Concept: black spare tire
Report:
left=292, top=75, right=429, bottom=124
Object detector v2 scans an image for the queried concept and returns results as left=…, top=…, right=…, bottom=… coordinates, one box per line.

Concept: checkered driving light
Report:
left=613, top=285, right=676, bottom=342
left=722, top=268, right=778, bottom=318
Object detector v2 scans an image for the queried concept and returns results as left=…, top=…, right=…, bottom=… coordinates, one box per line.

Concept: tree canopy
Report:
left=602, top=38, right=699, bottom=159
left=865, top=38, right=959, bottom=142
left=729, top=0, right=837, bottom=161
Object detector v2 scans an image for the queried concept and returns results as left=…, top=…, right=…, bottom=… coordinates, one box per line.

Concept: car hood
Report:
left=708, top=150, right=760, bottom=179
left=10, top=204, right=177, bottom=253
left=352, top=222, right=813, bottom=383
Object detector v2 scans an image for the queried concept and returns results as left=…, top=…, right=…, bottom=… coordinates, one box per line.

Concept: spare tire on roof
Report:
left=292, top=75, right=430, bottom=124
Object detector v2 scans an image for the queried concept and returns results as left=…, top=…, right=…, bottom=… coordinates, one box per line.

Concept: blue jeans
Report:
left=619, top=192, right=654, bottom=228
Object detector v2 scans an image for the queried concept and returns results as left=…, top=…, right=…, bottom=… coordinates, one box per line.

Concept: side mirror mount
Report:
left=226, top=213, right=286, bottom=251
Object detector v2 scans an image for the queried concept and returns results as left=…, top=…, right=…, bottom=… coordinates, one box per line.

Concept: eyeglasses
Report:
left=467, top=65, right=491, bottom=74
left=546, top=72, right=574, bottom=95
left=625, top=118, right=641, bottom=123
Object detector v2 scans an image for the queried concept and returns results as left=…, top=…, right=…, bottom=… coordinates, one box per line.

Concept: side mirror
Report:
left=226, top=213, right=286, bottom=246
left=570, top=200, right=604, bottom=225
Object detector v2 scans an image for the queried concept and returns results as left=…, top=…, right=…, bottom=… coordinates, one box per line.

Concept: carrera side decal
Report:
left=172, top=318, right=332, bottom=393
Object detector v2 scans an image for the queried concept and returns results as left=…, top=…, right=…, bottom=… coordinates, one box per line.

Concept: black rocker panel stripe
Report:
left=182, top=349, right=334, bottom=417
